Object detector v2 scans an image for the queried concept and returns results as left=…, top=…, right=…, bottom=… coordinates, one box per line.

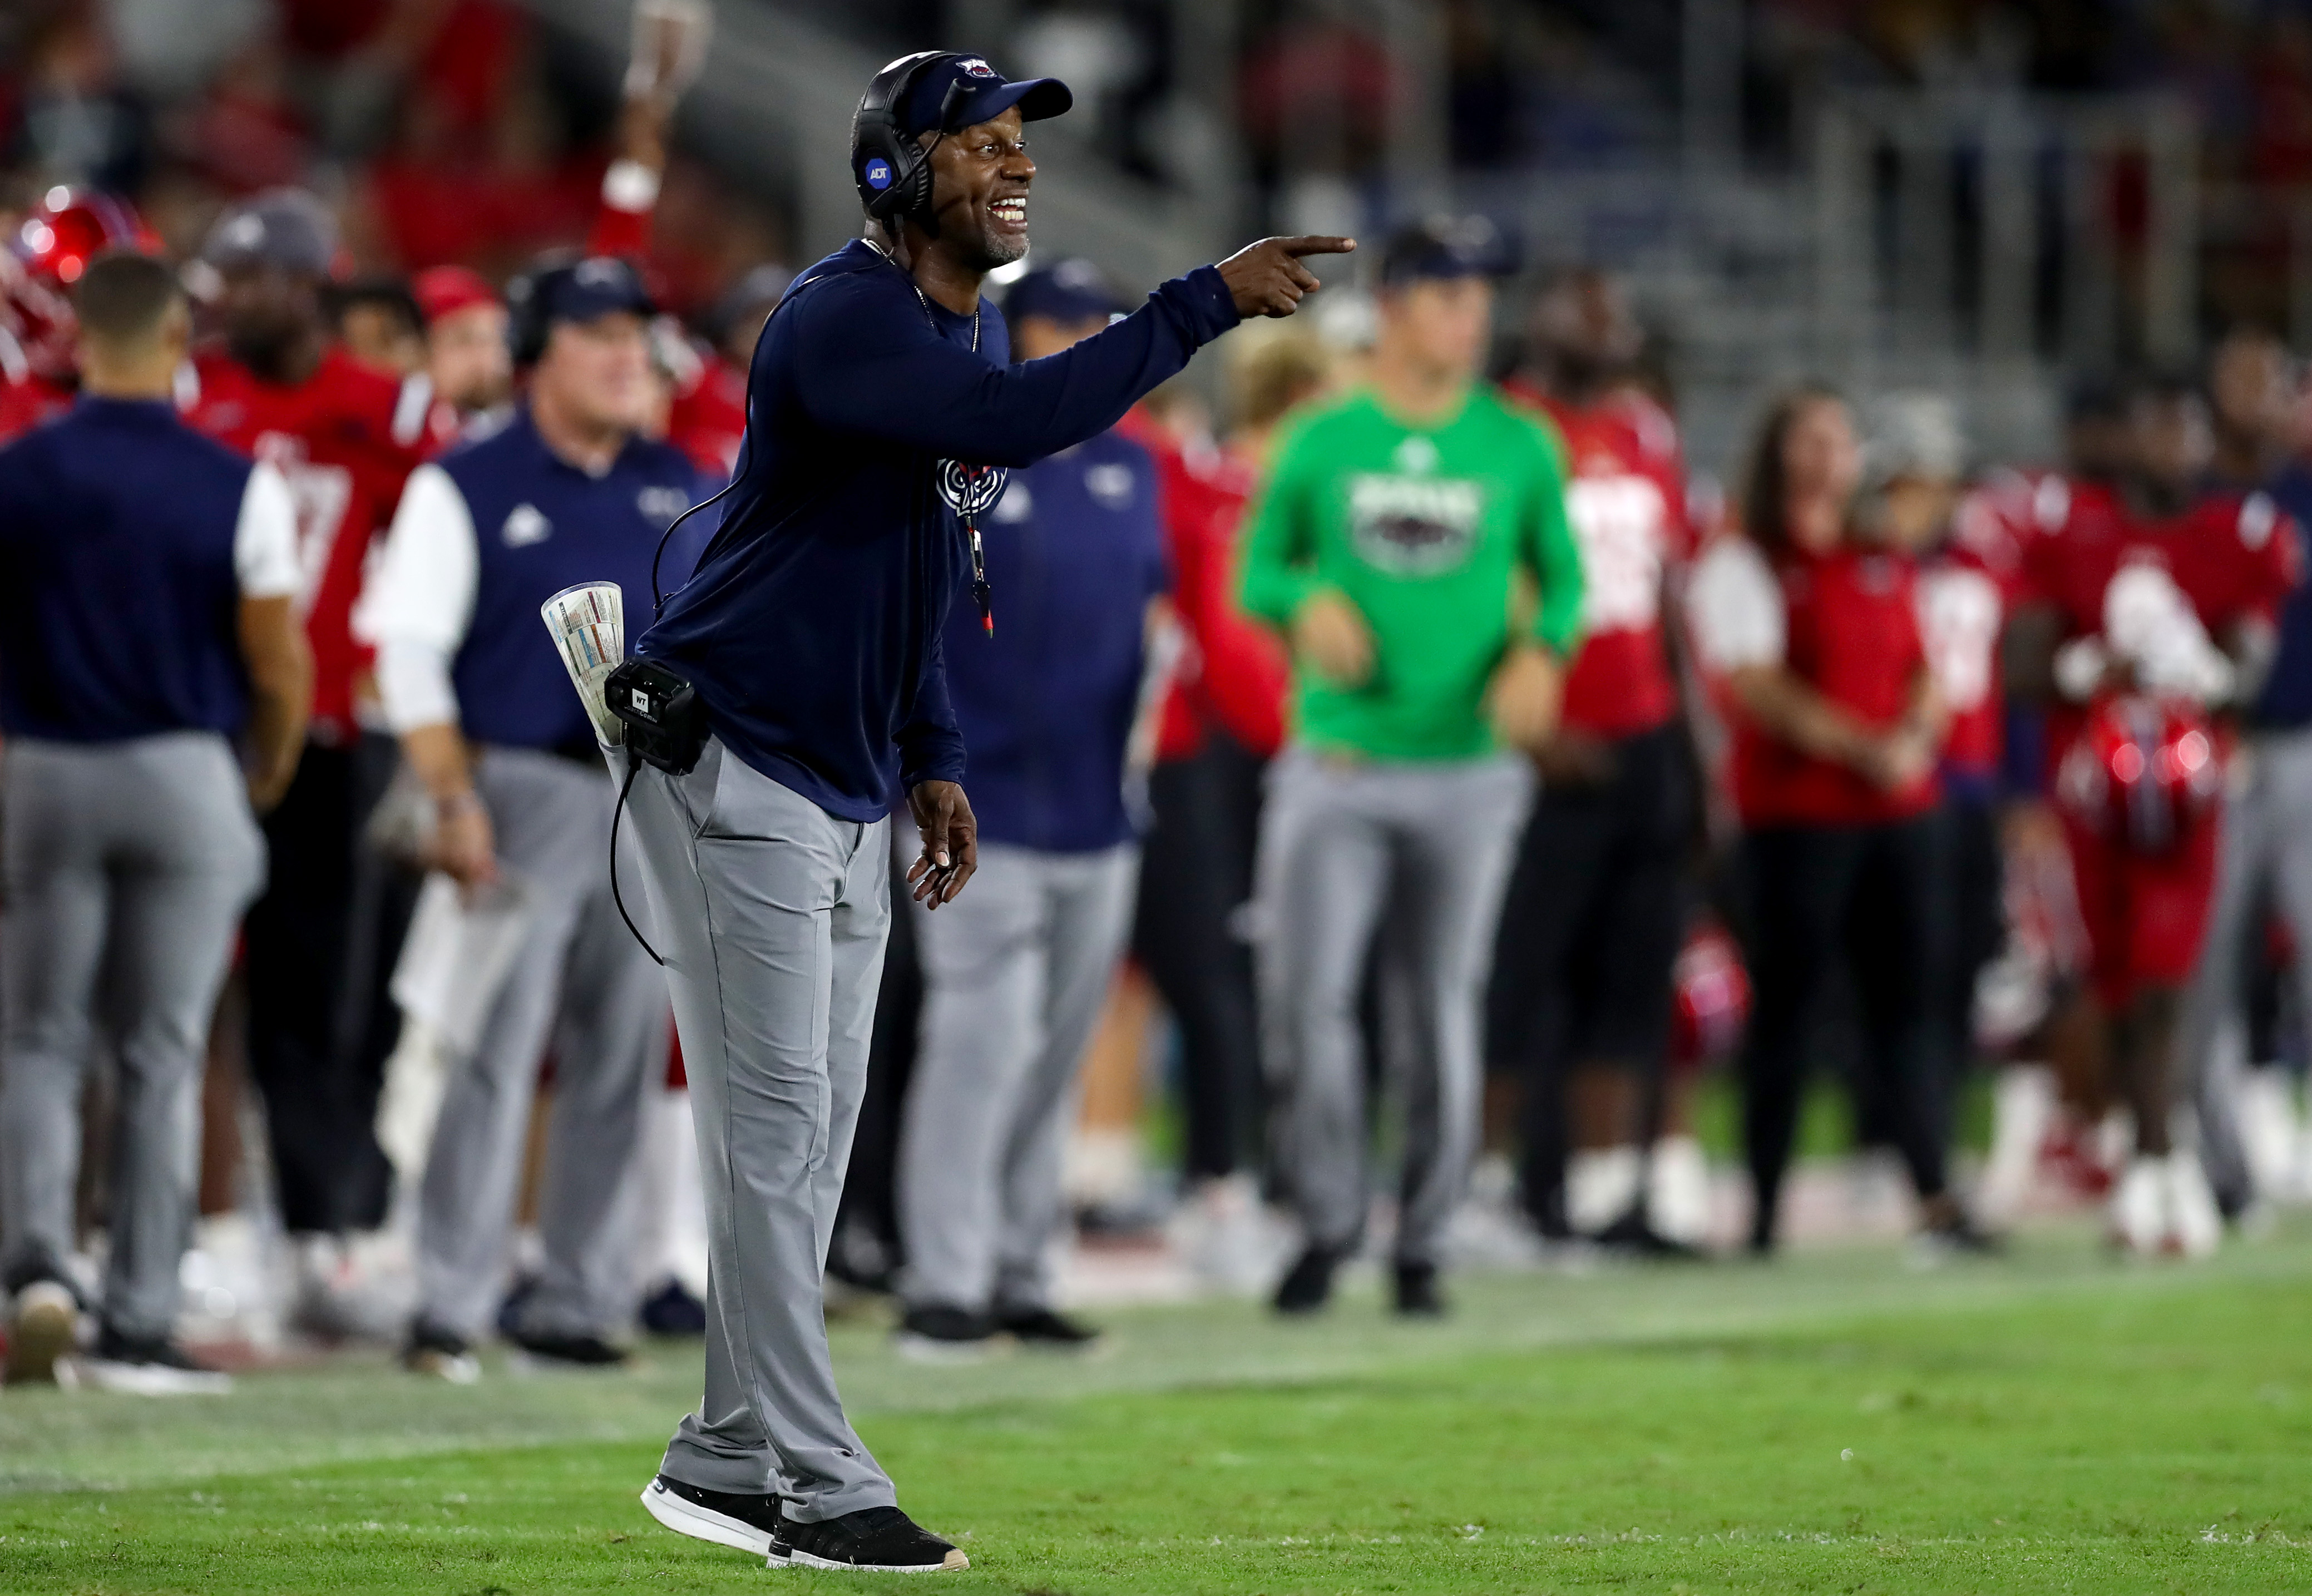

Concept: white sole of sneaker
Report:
left=6, top=1290, right=77, bottom=1385
left=786, top=1548, right=969, bottom=1573
left=639, top=1480, right=787, bottom=1561
left=68, top=1356, right=233, bottom=1396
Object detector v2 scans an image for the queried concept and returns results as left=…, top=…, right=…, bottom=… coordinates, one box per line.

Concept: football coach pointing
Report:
left=628, top=50, right=1347, bottom=1574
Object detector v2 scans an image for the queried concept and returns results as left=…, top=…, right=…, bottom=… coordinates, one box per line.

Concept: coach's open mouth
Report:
left=990, top=195, right=1027, bottom=235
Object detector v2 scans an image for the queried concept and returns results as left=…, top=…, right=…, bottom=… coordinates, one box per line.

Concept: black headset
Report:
left=853, top=50, right=971, bottom=234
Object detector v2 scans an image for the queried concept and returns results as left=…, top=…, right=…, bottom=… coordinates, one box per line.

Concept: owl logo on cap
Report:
left=959, top=57, right=999, bottom=78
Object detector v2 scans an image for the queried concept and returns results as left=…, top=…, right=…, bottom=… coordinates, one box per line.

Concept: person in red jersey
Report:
left=2009, top=377, right=2302, bottom=1256
left=1123, top=338, right=1311, bottom=1288
left=180, top=189, right=444, bottom=1325
left=1686, top=387, right=1993, bottom=1257
left=1490, top=268, right=1707, bottom=1251
left=0, top=187, right=158, bottom=444
left=413, top=263, right=512, bottom=425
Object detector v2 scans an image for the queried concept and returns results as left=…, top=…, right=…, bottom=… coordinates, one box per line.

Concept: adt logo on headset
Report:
left=863, top=156, right=894, bottom=191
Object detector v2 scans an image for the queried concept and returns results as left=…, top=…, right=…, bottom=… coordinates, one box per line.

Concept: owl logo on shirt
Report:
left=1348, top=472, right=1483, bottom=575
left=936, top=457, right=1010, bottom=521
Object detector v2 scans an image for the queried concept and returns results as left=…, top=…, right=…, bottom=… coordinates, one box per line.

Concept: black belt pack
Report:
left=606, top=658, right=709, bottom=775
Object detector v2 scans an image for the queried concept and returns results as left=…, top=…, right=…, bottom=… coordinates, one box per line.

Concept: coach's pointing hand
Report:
left=1218, top=235, right=1357, bottom=319
left=907, top=780, right=979, bottom=909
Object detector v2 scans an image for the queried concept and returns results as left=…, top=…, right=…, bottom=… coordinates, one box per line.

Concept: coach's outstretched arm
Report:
left=796, top=236, right=1352, bottom=468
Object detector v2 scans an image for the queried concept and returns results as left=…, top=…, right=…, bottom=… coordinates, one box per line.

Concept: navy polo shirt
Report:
left=439, top=409, right=710, bottom=751
left=638, top=239, right=1239, bottom=823
left=0, top=397, right=258, bottom=742
left=944, top=431, right=1168, bottom=852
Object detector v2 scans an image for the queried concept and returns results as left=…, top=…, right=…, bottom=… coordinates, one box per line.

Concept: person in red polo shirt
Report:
left=1686, top=387, right=1992, bottom=1256
left=1492, top=269, right=1704, bottom=1250
left=180, top=190, right=444, bottom=1317
left=2009, top=378, right=2301, bottom=1255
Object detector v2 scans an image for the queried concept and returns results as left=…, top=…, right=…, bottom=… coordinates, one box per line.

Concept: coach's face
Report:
left=922, top=106, right=1035, bottom=270
left=535, top=310, right=652, bottom=435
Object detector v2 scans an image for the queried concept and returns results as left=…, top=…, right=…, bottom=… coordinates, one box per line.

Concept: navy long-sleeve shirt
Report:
left=637, top=238, right=1239, bottom=822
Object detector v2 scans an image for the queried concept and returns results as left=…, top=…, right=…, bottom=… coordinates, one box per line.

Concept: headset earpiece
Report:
left=853, top=50, right=964, bottom=234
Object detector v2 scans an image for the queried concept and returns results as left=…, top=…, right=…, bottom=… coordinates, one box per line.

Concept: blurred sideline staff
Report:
left=893, top=260, right=1169, bottom=1359
left=1687, top=389, right=1991, bottom=1257
left=0, top=252, right=310, bottom=1392
left=358, top=255, right=710, bottom=1381
left=1244, top=218, right=1583, bottom=1318
left=180, top=189, right=443, bottom=1316
left=2181, top=328, right=2312, bottom=1219
left=1491, top=269, right=1703, bottom=1252
left=1125, top=335, right=1313, bottom=1286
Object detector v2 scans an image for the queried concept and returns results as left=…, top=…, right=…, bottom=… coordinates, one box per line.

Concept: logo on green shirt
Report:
left=1347, top=472, right=1485, bottom=576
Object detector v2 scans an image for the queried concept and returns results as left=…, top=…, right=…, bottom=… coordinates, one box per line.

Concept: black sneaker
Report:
left=509, top=1328, right=633, bottom=1369
left=1273, top=1242, right=1343, bottom=1315
left=402, top=1320, right=480, bottom=1384
left=1911, top=1211, right=2006, bottom=1266
left=639, top=1473, right=789, bottom=1561
left=1392, top=1261, right=1446, bottom=1318
left=1590, top=1209, right=1707, bottom=1260
left=77, top=1325, right=233, bottom=1396
left=894, top=1303, right=996, bottom=1363
left=997, top=1305, right=1104, bottom=1350
left=639, top=1279, right=708, bottom=1337
left=783, top=1505, right=967, bottom=1572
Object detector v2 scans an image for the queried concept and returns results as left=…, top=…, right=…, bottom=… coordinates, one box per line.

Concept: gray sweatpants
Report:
left=1256, top=747, right=1530, bottom=1267
left=897, top=841, right=1139, bottom=1314
left=415, top=746, right=667, bottom=1341
left=0, top=733, right=263, bottom=1338
left=2181, top=728, right=2312, bottom=1208
left=620, top=737, right=895, bottom=1523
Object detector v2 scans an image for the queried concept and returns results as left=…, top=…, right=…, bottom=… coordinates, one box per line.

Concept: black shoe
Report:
left=895, top=1303, right=997, bottom=1362
left=1392, top=1261, right=1446, bottom=1317
left=639, top=1279, right=708, bottom=1337
left=1590, top=1209, right=1708, bottom=1260
left=783, top=1505, right=967, bottom=1572
left=80, top=1325, right=233, bottom=1395
left=510, top=1329, right=633, bottom=1368
left=640, top=1473, right=789, bottom=1561
left=401, top=1321, right=480, bottom=1384
left=1914, top=1211, right=2005, bottom=1263
left=997, top=1305, right=1104, bottom=1349
left=1273, top=1243, right=1343, bottom=1315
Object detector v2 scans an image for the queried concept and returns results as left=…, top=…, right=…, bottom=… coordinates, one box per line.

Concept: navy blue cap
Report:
left=900, top=53, right=1071, bottom=136
left=1379, top=215, right=1516, bottom=286
left=1006, top=258, right=1124, bottom=325
left=537, top=255, right=655, bottom=326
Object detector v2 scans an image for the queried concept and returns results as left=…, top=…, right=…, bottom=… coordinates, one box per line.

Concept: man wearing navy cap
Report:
left=358, top=255, right=712, bottom=1382
left=890, top=258, right=1167, bottom=1360
left=623, top=46, right=1348, bottom=1575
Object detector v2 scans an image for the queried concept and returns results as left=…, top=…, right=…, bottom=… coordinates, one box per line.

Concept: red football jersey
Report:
left=2025, top=486, right=2301, bottom=683
left=1733, top=545, right=1939, bottom=827
left=0, top=371, right=75, bottom=445
left=181, top=345, right=441, bottom=738
left=1119, top=411, right=1289, bottom=763
left=1512, top=384, right=1690, bottom=738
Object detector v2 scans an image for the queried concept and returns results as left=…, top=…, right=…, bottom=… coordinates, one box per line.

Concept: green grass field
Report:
left=4, top=1222, right=2311, bottom=1594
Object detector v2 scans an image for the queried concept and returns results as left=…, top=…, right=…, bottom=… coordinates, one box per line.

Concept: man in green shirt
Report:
left=1242, top=218, right=1584, bottom=1316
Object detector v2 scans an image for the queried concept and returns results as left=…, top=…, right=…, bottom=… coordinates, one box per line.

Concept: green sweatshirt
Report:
left=1239, top=384, right=1584, bottom=762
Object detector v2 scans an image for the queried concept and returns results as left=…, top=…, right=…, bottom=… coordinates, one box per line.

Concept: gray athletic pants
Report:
left=620, top=737, right=896, bottom=1523
left=897, top=841, right=1139, bottom=1314
left=0, top=733, right=263, bottom=1339
left=414, top=746, right=667, bottom=1342
left=2181, top=728, right=2312, bottom=1208
left=1256, top=746, right=1530, bottom=1267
